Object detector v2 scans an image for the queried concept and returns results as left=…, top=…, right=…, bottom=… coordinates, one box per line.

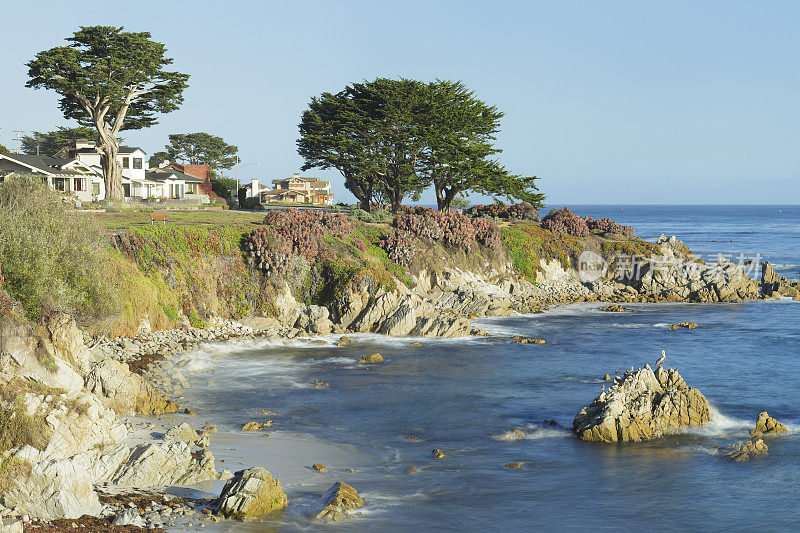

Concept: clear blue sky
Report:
left=1, top=1, right=798, bottom=204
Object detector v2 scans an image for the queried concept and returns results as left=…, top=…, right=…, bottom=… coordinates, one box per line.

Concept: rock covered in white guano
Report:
left=573, top=364, right=710, bottom=443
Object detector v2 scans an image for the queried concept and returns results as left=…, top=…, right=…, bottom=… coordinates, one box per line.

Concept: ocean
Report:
left=172, top=205, right=799, bottom=532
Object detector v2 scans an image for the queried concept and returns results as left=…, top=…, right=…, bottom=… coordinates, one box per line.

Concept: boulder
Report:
left=216, top=467, right=288, bottom=520
left=761, top=262, right=800, bottom=298
left=669, top=322, right=699, bottom=330
left=337, top=336, right=354, bottom=346
left=164, top=423, right=199, bottom=443
left=313, top=482, right=364, bottom=522
left=504, top=462, right=523, bottom=469
left=110, top=442, right=216, bottom=487
left=431, top=448, right=446, bottom=458
left=719, top=439, right=769, bottom=462
left=573, top=365, right=710, bottom=443
left=0, top=518, right=23, bottom=533
left=242, top=421, right=271, bottom=431
left=311, top=463, right=327, bottom=472
left=358, top=353, right=383, bottom=364
left=598, top=305, right=634, bottom=312
left=753, top=411, right=788, bottom=435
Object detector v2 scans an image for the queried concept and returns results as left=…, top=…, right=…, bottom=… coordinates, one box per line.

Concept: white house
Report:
left=0, top=140, right=209, bottom=203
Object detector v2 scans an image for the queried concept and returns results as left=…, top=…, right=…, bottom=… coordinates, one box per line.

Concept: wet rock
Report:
left=512, top=336, right=545, bottom=344
left=573, top=365, right=710, bottom=443
left=311, top=463, right=327, bottom=473
left=598, top=305, right=634, bottom=312
left=603, top=374, right=611, bottom=381
left=358, top=353, right=384, bottom=364
left=410, top=341, right=424, bottom=346
left=336, top=336, right=353, bottom=346
left=216, top=467, right=287, bottom=520
left=313, top=482, right=364, bottom=522
left=431, top=449, right=446, bottom=458
left=668, top=322, right=699, bottom=330
left=504, top=462, right=523, bottom=469
left=406, top=466, right=418, bottom=474
left=719, top=438, right=769, bottom=462
left=753, top=411, right=788, bottom=435
left=241, top=421, right=271, bottom=431
left=311, top=380, right=329, bottom=390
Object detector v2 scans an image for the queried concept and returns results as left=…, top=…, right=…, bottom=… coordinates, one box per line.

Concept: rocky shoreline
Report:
left=0, top=232, right=793, bottom=531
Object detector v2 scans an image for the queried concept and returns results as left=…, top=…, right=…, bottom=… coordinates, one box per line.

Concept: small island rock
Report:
left=573, top=365, right=710, bottom=443
left=313, top=481, right=364, bottom=522
left=358, top=353, right=384, bottom=364
left=753, top=411, right=788, bottom=435
left=720, top=438, right=769, bottom=462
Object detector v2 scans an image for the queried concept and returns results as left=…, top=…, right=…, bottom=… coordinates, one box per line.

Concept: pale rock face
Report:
left=43, top=312, right=97, bottom=375
left=110, top=442, right=217, bottom=487
left=39, top=391, right=127, bottom=460
left=573, top=365, right=710, bottom=443
left=84, top=358, right=177, bottom=415
left=0, top=317, right=84, bottom=393
left=216, top=467, right=288, bottom=520
left=112, top=509, right=144, bottom=526
left=4, top=446, right=102, bottom=520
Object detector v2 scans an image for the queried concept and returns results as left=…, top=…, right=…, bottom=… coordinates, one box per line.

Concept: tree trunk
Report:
left=436, top=184, right=457, bottom=212
left=101, top=143, right=124, bottom=201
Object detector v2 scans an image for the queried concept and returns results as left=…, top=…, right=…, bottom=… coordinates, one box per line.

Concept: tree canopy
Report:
left=298, top=78, right=543, bottom=212
left=0, top=144, right=9, bottom=155
left=161, top=132, right=238, bottom=177
left=21, top=126, right=97, bottom=156
left=26, top=26, right=189, bottom=200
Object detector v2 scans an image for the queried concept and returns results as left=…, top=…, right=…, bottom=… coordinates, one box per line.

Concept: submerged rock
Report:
left=431, top=449, right=446, bottom=458
left=313, top=481, right=364, bottom=522
left=358, top=353, right=384, bottom=364
left=216, top=467, right=288, bottom=520
left=753, top=411, right=788, bottom=436
left=719, top=439, right=769, bottom=462
left=242, top=421, right=272, bottom=431
left=504, top=462, right=523, bottom=469
left=573, top=365, right=710, bottom=443
left=512, top=336, right=546, bottom=344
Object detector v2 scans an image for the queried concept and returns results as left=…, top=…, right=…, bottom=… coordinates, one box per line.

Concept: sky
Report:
left=1, top=0, right=798, bottom=205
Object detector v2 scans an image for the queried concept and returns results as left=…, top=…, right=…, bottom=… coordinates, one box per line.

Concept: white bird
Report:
left=656, top=349, right=667, bottom=367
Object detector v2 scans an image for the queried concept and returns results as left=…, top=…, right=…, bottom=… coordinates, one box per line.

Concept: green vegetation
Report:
left=0, top=175, right=117, bottom=323
left=21, top=126, right=97, bottom=156
left=298, top=78, right=543, bottom=212
left=501, top=223, right=584, bottom=282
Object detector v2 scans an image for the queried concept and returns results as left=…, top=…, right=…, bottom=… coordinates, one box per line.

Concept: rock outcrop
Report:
left=84, top=358, right=178, bottom=415
left=752, top=411, right=788, bottom=436
left=313, top=482, right=364, bottom=522
left=216, top=467, right=288, bottom=520
left=629, top=236, right=759, bottom=303
left=573, top=365, right=710, bottom=443
left=719, top=438, right=769, bottom=462
left=110, top=442, right=216, bottom=487
left=761, top=262, right=800, bottom=299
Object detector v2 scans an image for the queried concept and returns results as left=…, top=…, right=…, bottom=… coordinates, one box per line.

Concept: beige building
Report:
left=245, top=173, right=334, bottom=205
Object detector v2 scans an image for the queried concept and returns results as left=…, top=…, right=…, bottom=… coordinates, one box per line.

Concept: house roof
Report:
left=0, top=153, right=85, bottom=176
left=272, top=176, right=319, bottom=183
left=75, top=146, right=145, bottom=155
left=145, top=170, right=204, bottom=183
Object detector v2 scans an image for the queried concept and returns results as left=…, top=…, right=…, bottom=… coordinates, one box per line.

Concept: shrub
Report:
left=438, top=211, right=476, bottom=249
left=584, top=217, right=634, bottom=236
left=471, top=217, right=501, bottom=248
left=392, top=207, right=485, bottom=251
left=0, top=175, right=117, bottom=323
left=540, top=207, right=589, bottom=237
left=465, top=202, right=540, bottom=221
left=379, top=230, right=416, bottom=267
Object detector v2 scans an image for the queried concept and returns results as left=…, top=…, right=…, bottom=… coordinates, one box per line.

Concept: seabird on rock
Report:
left=656, top=349, right=667, bottom=367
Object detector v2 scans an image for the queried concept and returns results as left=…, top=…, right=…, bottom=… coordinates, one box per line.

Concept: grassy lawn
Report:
left=85, top=210, right=267, bottom=231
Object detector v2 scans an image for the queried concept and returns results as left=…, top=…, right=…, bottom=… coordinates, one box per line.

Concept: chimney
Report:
left=250, top=178, right=259, bottom=198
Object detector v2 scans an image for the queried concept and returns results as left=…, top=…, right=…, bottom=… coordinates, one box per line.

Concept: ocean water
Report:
left=175, top=206, right=799, bottom=532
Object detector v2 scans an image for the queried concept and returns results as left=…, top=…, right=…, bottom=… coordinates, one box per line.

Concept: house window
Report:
left=133, top=158, right=142, bottom=169
left=92, top=182, right=100, bottom=196
left=74, top=178, right=86, bottom=191
left=53, top=178, right=68, bottom=192
left=122, top=157, right=129, bottom=169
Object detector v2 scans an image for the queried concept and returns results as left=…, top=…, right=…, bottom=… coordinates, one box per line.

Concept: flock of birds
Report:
left=601, top=350, right=668, bottom=393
